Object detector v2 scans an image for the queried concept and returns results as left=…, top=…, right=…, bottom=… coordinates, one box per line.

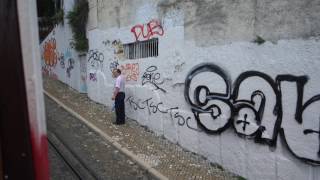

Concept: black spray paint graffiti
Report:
left=184, top=63, right=320, bottom=165
left=102, top=40, right=110, bottom=46
left=126, top=96, right=201, bottom=132
left=58, top=53, right=65, bottom=69
left=141, top=66, right=166, bottom=93
left=87, top=50, right=104, bottom=71
left=66, top=58, right=75, bottom=78
left=111, top=40, right=124, bottom=55
left=109, top=60, right=119, bottom=72
left=89, top=73, right=97, bottom=82
left=304, top=119, right=320, bottom=156
left=69, top=39, right=75, bottom=49
left=103, top=39, right=124, bottom=58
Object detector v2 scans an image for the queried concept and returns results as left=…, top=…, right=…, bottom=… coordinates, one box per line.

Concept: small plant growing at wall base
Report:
left=253, top=36, right=266, bottom=45
left=209, top=162, right=224, bottom=171
left=236, top=176, right=247, bottom=180
left=67, top=0, right=89, bottom=52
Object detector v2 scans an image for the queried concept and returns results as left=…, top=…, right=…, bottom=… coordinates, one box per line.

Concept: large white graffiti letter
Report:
left=277, top=75, right=320, bottom=165
left=232, top=71, right=281, bottom=145
left=184, top=63, right=233, bottom=134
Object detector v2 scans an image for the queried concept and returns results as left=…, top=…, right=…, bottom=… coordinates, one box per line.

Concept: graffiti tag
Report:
left=141, top=66, right=166, bottom=93
left=43, top=37, right=58, bottom=67
left=109, top=60, right=119, bottom=72
left=66, top=58, right=75, bottom=78
left=126, top=96, right=201, bottom=132
left=88, top=50, right=104, bottom=71
left=120, top=63, right=139, bottom=82
left=89, top=73, right=97, bottom=82
left=131, top=19, right=164, bottom=41
left=184, top=63, right=320, bottom=165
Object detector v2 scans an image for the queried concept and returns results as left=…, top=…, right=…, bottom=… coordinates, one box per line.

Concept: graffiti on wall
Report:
left=141, top=66, right=166, bottom=93
left=58, top=52, right=65, bottom=69
left=126, top=96, right=201, bottom=132
left=64, top=48, right=72, bottom=59
left=103, top=39, right=124, bottom=59
left=102, top=40, right=110, bottom=46
left=80, top=59, right=87, bottom=89
left=184, top=63, right=320, bottom=165
left=66, top=58, right=75, bottom=78
left=86, top=50, right=104, bottom=82
left=88, top=49, right=104, bottom=71
left=109, top=60, right=119, bottom=72
left=69, top=39, right=75, bottom=49
left=43, top=37, right=58, bottom=68
left=63, top=48, right=74, bottom=78
left=42, top=66, right=58, bottom=79
left=120, top=63, right=139, bottom=82
left=112, top=40, right=124, bottom=57
left=89, top=73, right=97, bottom=82
left=42, top=37, right=59, bottom=80
left=41, top=66, right=50, bottom=76
left=131, top=19, right=164, bottom=41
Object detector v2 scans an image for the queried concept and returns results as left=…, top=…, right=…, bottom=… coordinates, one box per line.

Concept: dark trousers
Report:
left=115, top=92, right=125, bottom=124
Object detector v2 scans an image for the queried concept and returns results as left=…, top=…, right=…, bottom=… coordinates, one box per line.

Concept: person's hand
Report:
left=111, top=95, right=115, bottom=100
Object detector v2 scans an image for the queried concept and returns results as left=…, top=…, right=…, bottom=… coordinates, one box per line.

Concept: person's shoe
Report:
left=113, top=122, right=124, bottom=125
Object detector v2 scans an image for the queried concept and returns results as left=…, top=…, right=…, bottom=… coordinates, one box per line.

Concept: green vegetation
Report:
left=253, top=36, right=266, bottom=45
left=237, top=176, right=247, bottom=180
left=52, top=9, right=64, bottom=25
left=37, top=0, right=64, bottom=41
left=67, top=0, right=89, bottom=52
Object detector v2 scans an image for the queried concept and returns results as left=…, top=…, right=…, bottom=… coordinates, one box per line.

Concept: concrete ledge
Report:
left=44, top=90, right=169, bottom=180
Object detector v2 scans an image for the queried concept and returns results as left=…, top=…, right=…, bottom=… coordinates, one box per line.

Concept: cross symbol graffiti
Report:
left=303, top=119, right=320, bottom=157
left=236, top=114, right=250, bottom=131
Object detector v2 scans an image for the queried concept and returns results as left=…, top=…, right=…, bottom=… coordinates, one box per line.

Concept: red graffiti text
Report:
left=131, top=19, right=164, bottom=41
left=43, top=38, right=58, bottom=67
left=120, top=63, right=139, bottom=82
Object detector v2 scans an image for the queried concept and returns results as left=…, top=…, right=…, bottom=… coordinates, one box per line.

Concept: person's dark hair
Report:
left=116, top=69, right=121, bottom=74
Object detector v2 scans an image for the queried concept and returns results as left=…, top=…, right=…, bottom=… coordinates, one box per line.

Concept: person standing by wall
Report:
left=112, top=69, right=125, bottom=125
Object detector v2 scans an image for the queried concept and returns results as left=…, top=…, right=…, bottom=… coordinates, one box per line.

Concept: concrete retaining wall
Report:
left=40, top=0, right=87, bottom=93
left=48, top=0, right=320, bottom=179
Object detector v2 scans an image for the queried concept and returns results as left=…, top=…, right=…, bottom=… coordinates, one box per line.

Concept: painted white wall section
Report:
left=86, top=1, right=320, bottom=179
left=40, top=0, right=87, bottom=93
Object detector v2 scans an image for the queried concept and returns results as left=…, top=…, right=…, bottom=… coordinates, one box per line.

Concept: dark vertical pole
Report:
left=0, top=137, right=2, bottom=180
left=0, top=0, right=35, bottom=179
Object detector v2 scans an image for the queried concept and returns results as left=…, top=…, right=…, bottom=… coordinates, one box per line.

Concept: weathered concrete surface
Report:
left=40, top=0, right=87, bottom=93
left=82, top=1, right=320, bottom=180
left=94, top=0, right=320, bottom=45
left=255, top=0, right=320, bottom=41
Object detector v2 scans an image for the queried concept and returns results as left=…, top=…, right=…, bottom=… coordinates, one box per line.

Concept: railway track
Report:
left=45, top=95, right=156, bottom=180
left=48, top=131, right=97, bottom=180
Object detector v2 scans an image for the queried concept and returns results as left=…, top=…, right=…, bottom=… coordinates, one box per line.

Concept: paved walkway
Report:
left=43, top=76, right=237, bottom=180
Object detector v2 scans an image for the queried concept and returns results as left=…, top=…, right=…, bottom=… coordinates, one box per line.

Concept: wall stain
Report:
left=158, top=0, right=227, bottom=46
left=174, top=62, right=185, bottom=73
